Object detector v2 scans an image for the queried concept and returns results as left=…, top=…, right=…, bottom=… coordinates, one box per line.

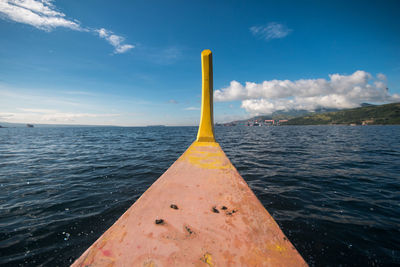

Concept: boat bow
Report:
left=72, top=50, right=307, bottom=267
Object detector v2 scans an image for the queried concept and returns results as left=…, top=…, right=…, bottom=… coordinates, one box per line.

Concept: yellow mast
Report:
left=196, top=49, right=215, bottom=142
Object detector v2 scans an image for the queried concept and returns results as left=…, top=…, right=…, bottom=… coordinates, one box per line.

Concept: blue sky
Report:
left=0, top=0, right=399, bottom=126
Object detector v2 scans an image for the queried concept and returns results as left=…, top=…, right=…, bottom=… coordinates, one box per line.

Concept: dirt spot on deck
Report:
left=212, top=206, right=219, bottom=213
left=226, top=209, right=238, bottom=216
left=155, top=219, right=165, bottom=225
left=185, top=225, right=194, bottom=235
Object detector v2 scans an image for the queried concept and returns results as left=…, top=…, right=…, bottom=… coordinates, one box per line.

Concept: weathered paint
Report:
left=71, top=50, right=307, bottom=266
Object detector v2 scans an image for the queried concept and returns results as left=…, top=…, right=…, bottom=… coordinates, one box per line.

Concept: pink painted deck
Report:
left=72, top=141, right=307, bottom=266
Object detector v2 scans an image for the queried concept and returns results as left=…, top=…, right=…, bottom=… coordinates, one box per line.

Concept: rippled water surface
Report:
left=1, top=126, right=399, bottom=266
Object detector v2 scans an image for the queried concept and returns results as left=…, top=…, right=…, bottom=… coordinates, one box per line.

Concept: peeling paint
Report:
left=202, top=253, right=213, bottom=266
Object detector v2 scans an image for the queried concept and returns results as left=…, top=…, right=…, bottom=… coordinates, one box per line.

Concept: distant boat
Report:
left=72, top=50, right=307, bottom=266
left=26, top=124, right=34, bottom=128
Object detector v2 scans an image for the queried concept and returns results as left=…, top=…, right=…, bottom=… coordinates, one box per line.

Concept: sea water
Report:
left=0, top=126, right=399, bottom=266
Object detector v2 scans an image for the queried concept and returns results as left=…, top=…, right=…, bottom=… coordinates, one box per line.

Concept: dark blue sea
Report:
left=0, top=126, right=399, bottom=266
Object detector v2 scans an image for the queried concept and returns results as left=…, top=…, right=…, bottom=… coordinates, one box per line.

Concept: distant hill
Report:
left=283, top=102, right=400, bottom=125
left=221, top=107, right=341, bottom=126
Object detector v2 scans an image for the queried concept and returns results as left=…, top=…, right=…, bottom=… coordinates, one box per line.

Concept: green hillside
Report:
left=283, top=102, right=400, bottom=125
left=220, top=107, right=340, bottom=126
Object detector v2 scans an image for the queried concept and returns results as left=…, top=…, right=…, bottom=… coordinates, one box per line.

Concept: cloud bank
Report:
left=0, top=108, right=120, bottom=123
left=0, top=0, right=134, bottom=53
left=250, top=22, right=292, bottom=41
left=214, top=71, right=400, bottom=115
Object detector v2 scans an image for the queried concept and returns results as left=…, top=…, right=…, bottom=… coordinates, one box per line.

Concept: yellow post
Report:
left=196, top=49, right=215, bottom=142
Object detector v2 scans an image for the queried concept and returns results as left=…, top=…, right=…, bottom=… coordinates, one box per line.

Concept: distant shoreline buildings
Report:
left=216, top=119, right=288, bottom=127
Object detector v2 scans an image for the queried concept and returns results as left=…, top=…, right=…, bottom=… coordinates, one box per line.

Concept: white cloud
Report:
left=1, top=109, right=120, bottom=123
left=0, top=0, right=134, bottom=53
left=215, top=71, right=400, bottom=115
left=184, top=107, right=200, bottom=111
left=40, top=112, right=119, bottom=122
left=0, top=85, right=153, bottom=125
left=63, top=90, right=95, bottom=96
left=0, top=0, right=82, bottom=30
left=250, top=22, right=292, bottom=41
left=0, top=87, right=82, bottom=106
left=0, top=112, right=15, bottom=120
left=377, top=73, right=387, bottom=81
left=96, top=28, right=134, bottom=54
left=18, top=108, right=57, bottom=113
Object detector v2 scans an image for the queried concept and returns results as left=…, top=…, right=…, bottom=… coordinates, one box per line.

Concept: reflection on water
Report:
left=0, top=126, right=399, bottom=266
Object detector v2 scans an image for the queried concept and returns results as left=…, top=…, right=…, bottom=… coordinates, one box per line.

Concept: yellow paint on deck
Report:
left=191, top=141, right=219, bottom=147
left=143, top=260, right=156, bottom=267
left=276, top=245, right=286, bottom=252
left=179, top=142, right=233, bottom=170
left=196, top=49, right=215, bottom=143
left=202, top=253, right=213, bottom=266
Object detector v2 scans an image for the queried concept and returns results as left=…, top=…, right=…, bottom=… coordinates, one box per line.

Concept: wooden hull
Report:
left=72, top=142, right=307, bottom=266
